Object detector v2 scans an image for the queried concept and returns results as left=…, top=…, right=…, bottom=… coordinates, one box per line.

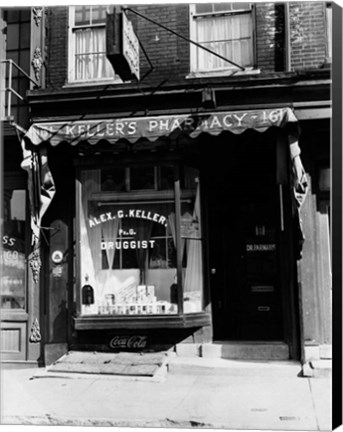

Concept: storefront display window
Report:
left=1, top=189, right=27, bottom=310
left=78, top=163, right=203, bottom=317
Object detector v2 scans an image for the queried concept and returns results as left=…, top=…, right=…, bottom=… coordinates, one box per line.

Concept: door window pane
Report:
left=1, top=189, right=26, bottom=310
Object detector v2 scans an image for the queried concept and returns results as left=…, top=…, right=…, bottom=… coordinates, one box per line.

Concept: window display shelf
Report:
left=73, top=312, right=211, bottom=330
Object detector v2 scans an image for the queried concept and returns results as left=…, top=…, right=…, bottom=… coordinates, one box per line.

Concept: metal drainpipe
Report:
left=285, top=2, right=291, bottom=72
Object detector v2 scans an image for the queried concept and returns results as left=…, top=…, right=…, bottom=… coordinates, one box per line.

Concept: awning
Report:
left=21, top=107, right=307, bottom=282
left=24, top=107, right=298, bottom=146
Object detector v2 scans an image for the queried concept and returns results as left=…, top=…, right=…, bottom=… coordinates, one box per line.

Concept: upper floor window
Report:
left=189, top=3, right=254, bottom=75
left=68, top=6, right=116, bottom=83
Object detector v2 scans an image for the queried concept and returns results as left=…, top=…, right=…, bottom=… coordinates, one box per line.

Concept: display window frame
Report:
left=73, top=155, right=211, bottom=330
left=1, top=173, right=30, bottom=321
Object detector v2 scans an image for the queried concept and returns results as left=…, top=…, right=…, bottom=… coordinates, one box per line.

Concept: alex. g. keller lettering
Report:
left=88, top=209, right=168, bottom=228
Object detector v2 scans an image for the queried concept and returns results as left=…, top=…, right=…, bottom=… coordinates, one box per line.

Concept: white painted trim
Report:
left=67, top=6, right=75, bottom=83
left=189, top=4, right=197, bottom=73
left=294, top=107, right=332, bottom=120
left=186, top=67, right=260, bottom=79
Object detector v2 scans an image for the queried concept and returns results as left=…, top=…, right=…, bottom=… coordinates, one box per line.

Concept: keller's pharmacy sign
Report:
left=106, top=8, right=139, bottom=81
left=24, top=108, right=298, bottom=147
left=122, top=12, right=139, bottom=80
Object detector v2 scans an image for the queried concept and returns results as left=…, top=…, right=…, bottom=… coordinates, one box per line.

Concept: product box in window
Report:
left=115, top=305, right=121, bottom=314
left=147, top=303, right=156, bottom=314
left=129, top=304, right=137, bottom=315
left=137, top=285, right=146, bottom=297
left=82, top=303, right=98, bottom=315
left=156, top=300, right=169, bottom=314
left=169, top=303, right=178, bottom=314
left=146, top=285, right=155, bottom=301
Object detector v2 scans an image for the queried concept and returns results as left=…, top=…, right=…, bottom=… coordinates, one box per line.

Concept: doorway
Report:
left=206, top=133, right=286, bottom=342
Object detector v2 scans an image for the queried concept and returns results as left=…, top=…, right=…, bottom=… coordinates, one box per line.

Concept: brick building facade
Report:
left=1, top=3, right=331, bottom=374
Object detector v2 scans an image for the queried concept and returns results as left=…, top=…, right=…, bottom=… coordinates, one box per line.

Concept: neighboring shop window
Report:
left=78, top=164, right=203, bottom=316
left=189, top=3, right=254, bottom=74
left=68, top=5, right=116, bottom=83
left=1, top=189, right=27, bottom=310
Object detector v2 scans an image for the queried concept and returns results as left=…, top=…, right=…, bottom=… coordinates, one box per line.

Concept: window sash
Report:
left=191, top=7, right=253, bottom=72
left=194, top=2, right=251, bottom=16
left=74, top=5, right=107, bottom=27
left=68, top=6, right=115, bottom=83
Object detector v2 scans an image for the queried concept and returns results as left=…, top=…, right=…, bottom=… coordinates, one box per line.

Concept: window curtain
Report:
left=135, top=219, right=153, bottom=284
left=168, top=212, right=186, bottom=256
left=75, top=28, right=113, bottom=80
left=101, top=217, right=120, bottom=269
left=81, top=171, right=101, bottom=291
left=80, top=199, right=97, bottom=288
left=196, top=13, right=252, bottom=70
left=184, top=181, right=203, bottom=295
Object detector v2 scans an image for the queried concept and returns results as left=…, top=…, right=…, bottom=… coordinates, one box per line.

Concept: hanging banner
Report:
left=24, top=107, right=298, bottom=147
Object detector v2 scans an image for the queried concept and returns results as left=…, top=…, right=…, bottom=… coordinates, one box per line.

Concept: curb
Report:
left=168, top=358, right=303, bottom=377
left=302, top=360, right=332, bottom=378
left=1, top=415, right=216, bottom=428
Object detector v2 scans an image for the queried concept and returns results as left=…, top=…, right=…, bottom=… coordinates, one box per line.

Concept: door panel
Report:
left=210, top=194, right=283, bottom=341
left=0, top=322, right=26, bottom=360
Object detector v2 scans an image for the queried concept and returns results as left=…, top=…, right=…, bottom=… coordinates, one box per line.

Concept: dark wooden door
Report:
left=206, top=133, right=284, bottom=341
left=210, top=188, right=284, bottom=341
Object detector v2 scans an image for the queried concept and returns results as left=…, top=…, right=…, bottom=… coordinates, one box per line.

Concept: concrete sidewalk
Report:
left=0, top=357, right=332, bottom=431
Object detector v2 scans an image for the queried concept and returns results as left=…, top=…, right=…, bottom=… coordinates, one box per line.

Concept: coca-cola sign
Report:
left=109, top=335, right=148, bottom=350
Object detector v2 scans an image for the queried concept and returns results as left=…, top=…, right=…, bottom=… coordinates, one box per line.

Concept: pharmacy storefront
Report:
left=21, top=107, right=307, bottom=358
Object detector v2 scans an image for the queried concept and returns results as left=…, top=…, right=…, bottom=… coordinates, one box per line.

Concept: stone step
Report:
left=175, top=342, right=290, bottom=360
left=168, top=357, right=302, bottom=377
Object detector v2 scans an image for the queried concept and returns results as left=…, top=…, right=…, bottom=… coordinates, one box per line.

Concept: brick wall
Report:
left=44, top=3, right=328, bottom=91
left=45, top=7, right=68, bottom=89
left=289, top=1, right=327, bottom=70
left=127, top=4, right=190, bottom=86
left=255, top=3, right=286, bottom=72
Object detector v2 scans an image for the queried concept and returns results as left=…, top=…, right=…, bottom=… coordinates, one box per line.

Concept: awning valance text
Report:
left=24, top=107, right=298, bottom=147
